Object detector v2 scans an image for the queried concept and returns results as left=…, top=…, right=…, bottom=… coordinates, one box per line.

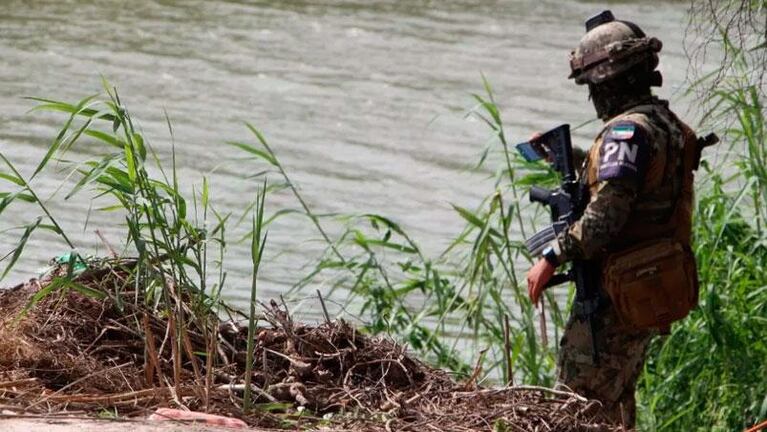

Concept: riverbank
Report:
left=0, top=418, right=256, bottom=432
left=0, top=258, right=619, bottom=431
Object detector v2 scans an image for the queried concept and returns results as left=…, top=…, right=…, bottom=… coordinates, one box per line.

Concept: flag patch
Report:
left=598, top=122, right=650, bottom=183
left=609, top=124, right=635, bottom=140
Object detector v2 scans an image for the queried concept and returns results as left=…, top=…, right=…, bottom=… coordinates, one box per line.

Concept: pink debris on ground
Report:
left=148, top=408, right=248, bottom=429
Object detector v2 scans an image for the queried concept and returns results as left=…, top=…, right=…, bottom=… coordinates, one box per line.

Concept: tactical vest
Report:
left=583, top=100, right=700, bottom=330
left=583, top=101, right=697, bottom=252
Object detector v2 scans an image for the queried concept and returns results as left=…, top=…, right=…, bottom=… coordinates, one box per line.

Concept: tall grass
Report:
left=0, top=81, right=244, bottom=401
left=636, top=32, right=767, bottom=431
left=227, top=77, right=568, bottom=385
left=244, top=183, right=268, bottom=412
left=1, top=76, right=565, bottom=389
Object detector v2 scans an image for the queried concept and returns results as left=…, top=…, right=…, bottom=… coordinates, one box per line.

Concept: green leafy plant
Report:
left=228, top=76, right=566, bottom=385
left=637, top=22, right=767, bottom=432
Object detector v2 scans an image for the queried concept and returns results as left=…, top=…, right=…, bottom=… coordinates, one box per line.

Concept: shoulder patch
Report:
left=597, top=121, right=651, bottom=183
left=608, top=123, right=635, bottom=140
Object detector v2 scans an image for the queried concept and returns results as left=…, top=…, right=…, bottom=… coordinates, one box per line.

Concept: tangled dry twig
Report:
left=0, top=260, right=620, bottom=431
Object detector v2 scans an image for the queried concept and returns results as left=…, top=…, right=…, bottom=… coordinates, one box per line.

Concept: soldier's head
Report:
left=569, top=11, right=663, bottom=121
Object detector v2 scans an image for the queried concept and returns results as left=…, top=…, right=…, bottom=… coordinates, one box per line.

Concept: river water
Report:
left=0, top=0, right=698, bottom=320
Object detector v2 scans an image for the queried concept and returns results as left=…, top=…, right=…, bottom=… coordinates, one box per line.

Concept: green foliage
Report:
left=226, top=75, right=565, bottom=385
left=244, top=182, right=268, bottom=412
left=638, top=171, right=767, bottom=431
left=637, top=34, right=767, bottom=430
left=3, top=81, right=239, bottom=410
left=7, top=75, right=564, bottom=386
left=15, top=83, right=232, bottom=312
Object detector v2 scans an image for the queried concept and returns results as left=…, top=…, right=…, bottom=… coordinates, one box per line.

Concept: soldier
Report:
left=525, top=11, right=701, bottom=427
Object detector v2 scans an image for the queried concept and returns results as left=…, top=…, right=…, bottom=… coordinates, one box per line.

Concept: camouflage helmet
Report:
left=569, top=10, right=662, bottom=85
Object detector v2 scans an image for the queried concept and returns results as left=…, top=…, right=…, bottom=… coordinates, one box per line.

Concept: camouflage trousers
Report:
left=556, top=305, right=656, bottom=428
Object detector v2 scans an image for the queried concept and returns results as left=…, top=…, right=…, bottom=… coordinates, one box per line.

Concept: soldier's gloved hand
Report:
left=527, top=258, right=555, bottom=305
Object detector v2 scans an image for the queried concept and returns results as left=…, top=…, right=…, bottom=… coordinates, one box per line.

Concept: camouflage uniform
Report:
left=531, top=10, right=702, bottom=426
left=557, top=306, right=653, bottom=426
left=550, top=97, right=692, bottom=425
left=524, top=10, right=703, bottom=426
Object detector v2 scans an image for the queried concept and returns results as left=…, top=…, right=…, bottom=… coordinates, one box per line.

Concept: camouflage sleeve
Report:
left=552, top=120, right=654, bottom=262
left=553, top=178, right=639, bottom=261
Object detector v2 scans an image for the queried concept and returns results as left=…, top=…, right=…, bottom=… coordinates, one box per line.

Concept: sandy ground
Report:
left=0, top=417, right=266, bottom=432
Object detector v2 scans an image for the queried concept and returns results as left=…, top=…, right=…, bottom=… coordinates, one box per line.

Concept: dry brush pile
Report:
left=0, top=259, right=619, bottom=431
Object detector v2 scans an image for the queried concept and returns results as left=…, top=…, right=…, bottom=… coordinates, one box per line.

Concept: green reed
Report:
left=243, top=181, right=268, bottom=412
left=636, top=31, right=767, bottom=432
left=3, top=74, right=566, bottom=390
left=1, top=79, right=240, bottom=399
left=229, top=75, right=566, bottom=385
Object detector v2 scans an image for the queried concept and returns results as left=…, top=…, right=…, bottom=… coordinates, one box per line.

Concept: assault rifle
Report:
left=516, top=124, right=602, bottom=364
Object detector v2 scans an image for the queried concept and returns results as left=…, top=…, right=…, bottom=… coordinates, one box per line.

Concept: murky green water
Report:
left=0, top=0, right=698, bottom=318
